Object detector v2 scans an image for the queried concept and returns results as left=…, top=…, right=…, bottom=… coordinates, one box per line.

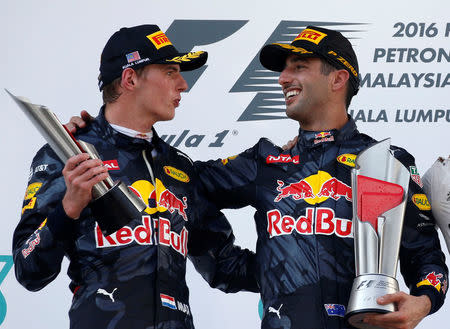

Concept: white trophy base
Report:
left=345, top=274, right=398, bottom=329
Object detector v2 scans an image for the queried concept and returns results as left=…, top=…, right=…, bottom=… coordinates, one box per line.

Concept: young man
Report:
left=13, top=25, right=257, bottom=329
left=68, top=26, right=448, bottom=329
left=196, top=26, right=448, bottom=329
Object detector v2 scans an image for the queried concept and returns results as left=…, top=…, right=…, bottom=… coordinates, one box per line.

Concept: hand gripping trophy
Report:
left=7, top=90, right=146, bottom=236
left=345, top=139, right=411, bottom=329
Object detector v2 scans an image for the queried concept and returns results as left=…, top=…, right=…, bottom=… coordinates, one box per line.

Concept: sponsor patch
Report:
left=167, top=51, right=204, bottom=64
left=21, top=222, right=46, bottom=259
left=24, top=182, right=42, bottom=200
left=160, top=294, right=177, bottom=310
left=314, top=132, right=334, bottom=144
left=103, top=160, right=120, bottom=170
left=221, top=155, right=238, bottom=165
left=38, top=219, right=47, bottom=230
left=409, top=166, right=423, bottom=187
left=95, top=216, right=154, bottom=248
left=163, top=166, right=190, bottom=183
left=324, top=304, right=346, bottom=317
left=268, top=304, right=283, bottom=319
left=29, top=164, right=49, bottom=180
left=327, top=50, right=358, bottom=78
left=147, top=31, right=172, bottom=49
left=267, top=207, right=353, bottom=239
left=294, top=28, right=327, bottom=44
left=126, top=51, right=141, bottom=63
left=337, top=154, right=357, bottom=167
left=417, top=272, right=444, bottom=292
left=22, top=197, right=36, bottom=214
left=412, top=194, right=431, bottom=211
left=266, top=154, right=299, bottom=164
left=273, top=43, right=313, bottom=54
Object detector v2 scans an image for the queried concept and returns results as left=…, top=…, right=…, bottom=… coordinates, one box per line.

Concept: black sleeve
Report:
left=187, top=162, right=259, bottom=293
left=12, top=145, right=75, bottom=291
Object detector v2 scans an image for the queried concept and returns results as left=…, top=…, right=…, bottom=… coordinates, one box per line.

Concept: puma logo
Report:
left=268, top=304, right=283, bottom=319
left=97, top=288, right=118, bottom=302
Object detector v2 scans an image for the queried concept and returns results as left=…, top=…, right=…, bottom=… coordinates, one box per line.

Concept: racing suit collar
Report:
left=93, top=106, right=169, bottom=154
left=297, top=115, right=358, bottom=148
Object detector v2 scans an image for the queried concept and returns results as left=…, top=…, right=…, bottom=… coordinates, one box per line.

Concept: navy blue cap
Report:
left=98, top=24, right=207, bottom=91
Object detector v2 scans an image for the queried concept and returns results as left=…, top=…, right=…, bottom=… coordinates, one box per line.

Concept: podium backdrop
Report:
left=1, top=1, right=449, bottom=328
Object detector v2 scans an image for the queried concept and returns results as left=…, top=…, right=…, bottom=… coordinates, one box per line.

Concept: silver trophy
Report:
left=345, top=139, right=410, bottom=329
left=6, top=90, right=147, bottom=235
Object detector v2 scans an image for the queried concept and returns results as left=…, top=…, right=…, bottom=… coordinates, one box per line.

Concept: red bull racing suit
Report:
left=197, top=117, right=448, bottom=329
left=13, top=109, right=258, bottom=329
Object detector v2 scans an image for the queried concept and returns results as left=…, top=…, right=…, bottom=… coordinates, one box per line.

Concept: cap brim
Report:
left=160, top=51, right=208, bottom=71
left=259, top=43, right=317, bottom=72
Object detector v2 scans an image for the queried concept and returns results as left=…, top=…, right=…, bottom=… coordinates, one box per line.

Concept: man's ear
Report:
left=120, top=68, right=137, bottom=91
left=331, top=69, right=350, bottom=92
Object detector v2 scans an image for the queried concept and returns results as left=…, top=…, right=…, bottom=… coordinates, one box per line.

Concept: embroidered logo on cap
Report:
left=126, top=51, right=141, bottom=63
left=147, top=31, right=172, bottom=49
left=294, top=28, right=327, bottom=44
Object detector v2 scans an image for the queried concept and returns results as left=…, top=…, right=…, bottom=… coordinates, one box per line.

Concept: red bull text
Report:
left=267, top=207, right=353, bottom=238
left=95, top=216, right=188, bottom=257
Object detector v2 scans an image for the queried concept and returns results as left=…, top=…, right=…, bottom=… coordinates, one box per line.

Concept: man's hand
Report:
left=363, top=292, right=431, bottom=329
left=282, top=136, right=298, bottom=150
left=66, top=110, right=93, bottom=133
left=62, top=153, right=109, bottom=219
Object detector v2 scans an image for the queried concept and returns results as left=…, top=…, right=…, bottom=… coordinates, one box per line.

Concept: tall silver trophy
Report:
left=345, top=139, right=410, bottom=329
left=7, top=90, right=147, bottom=236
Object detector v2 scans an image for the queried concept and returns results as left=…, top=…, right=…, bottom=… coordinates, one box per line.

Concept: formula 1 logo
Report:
left=0, top=256, right=13, bottom=326
left=165, top=20, right=366, bottom=119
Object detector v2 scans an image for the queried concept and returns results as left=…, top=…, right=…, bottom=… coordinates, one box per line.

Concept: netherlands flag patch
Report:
left=160, top=293, right=177, bottom=310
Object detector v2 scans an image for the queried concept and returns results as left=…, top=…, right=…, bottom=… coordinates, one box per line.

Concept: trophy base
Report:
left=345, top=274, right=398, bottom=329
left=90, top=181, right=147, bottom=236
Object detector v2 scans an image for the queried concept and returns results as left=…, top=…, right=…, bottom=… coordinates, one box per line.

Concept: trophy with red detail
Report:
left=6, top=90, right=147, bottom=236
left=345, top=139, right=410, bottom=329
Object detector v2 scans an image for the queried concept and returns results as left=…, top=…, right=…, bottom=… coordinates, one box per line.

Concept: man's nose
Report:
left=278, top=68, right=292, bottom=86
left=178, top=76, right=188, bottom=92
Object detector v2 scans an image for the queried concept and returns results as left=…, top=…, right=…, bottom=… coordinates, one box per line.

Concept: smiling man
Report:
left=197, top=26, right=448, bottom=329
left=65, top=25, right=448, bottom=329
left=12, top=24, right=257, bottom=329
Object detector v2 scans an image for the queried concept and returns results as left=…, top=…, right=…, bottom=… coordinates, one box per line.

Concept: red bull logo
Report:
left=267, top=207, right=352, bottom=238
left=159, top=190, right=188, bottom=221
left=314, top=132, right=334, bottom=144
left=129, top=179, right=189, bottom=221
left=266, top=154, right=299, bottom=164
left=275, top=180, right=314, bottom=202
left=315, top=131, right=331, bottom=139
left=317, top=177, right=352, bottom=201
left=274, top=171, right=352, bottom=205
left=417, top=271, right=444, bottom=292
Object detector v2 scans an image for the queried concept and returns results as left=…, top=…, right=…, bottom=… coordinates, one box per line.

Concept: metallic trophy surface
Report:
left=345, top=139, right=410, bottom=329
left=6, top=90, right=147, bottom=235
